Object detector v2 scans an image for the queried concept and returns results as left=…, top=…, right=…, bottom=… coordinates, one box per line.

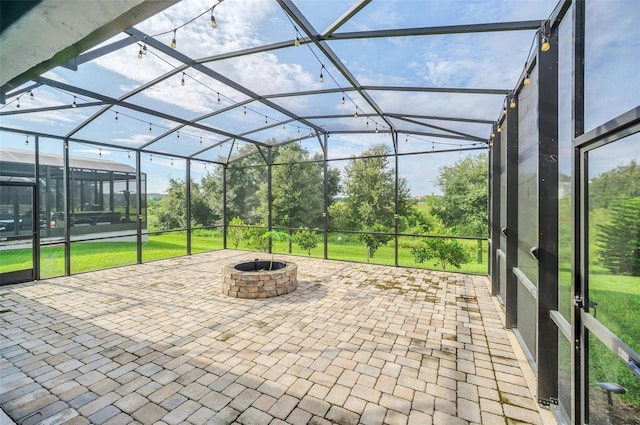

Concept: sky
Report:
left=1, top=0, right=638, bottom=195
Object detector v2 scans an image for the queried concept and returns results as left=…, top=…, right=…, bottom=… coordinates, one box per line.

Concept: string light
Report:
left=497, top=127, right=502, bottom=133
left=265, top=116, right=268, bottom=124
left=354, top=108, right=358, bottom=119
left=432, top=142, right=435, bottom=150
left=149, top=123, right=152, bottom=133
left=405, top=134, right=409, bottom=143
left=150, top=154, right=153, bottom=162
left=99, top=148, right=102, bottom=157
left=115, top=112, right=119, bottom=122
left=524, top=72, right=531, bottom=85
left=294, top=35, right=300, bottom=47
left=25, top=136, right=29, bottom=146
left=297, top=127, right=300, bottom=134
left=366, top=118, right=369, bottom=128
left=142, top=44, right=147, bottom=55
left=29, top=91, right=34, bottom=100
left=375, top=124, right=379, bottom=134
left=138, top=46, right=143, bottom=59
left=319, top=65, right=324, bottom=83
left=243, top=106, right=246, bottom=116
left=171, top=29, right=177, bottom=49
left=181, top=73, right=185, bottom=86
left=127, top=151, right=131, bottom=159
left=200, top=136, right=203, bottom=144
left=540, top=35, right=550, bottom=52
left=16, top=98, right=20, bottom=109
left=509, top=97, right=517, bottom=108
left=217, top=92, right=221, bottom=104
left=341, top=95, right=345, bottom=105
left=171, top=158, right=174, bottom=167
left=502, top=106, right=507, bottom=115
left=71, top=97, right=77, bottom=108
left=210, top=9, right=217, bottom=28
left=177, top=131, right=180, bottom=139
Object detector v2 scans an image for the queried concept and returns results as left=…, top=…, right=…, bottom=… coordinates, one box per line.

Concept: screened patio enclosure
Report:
left=1, top=0, right=639, bottom=424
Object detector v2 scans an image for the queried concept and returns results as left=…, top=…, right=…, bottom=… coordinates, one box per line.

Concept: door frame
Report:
left=0, top=181, right=38, bottom=285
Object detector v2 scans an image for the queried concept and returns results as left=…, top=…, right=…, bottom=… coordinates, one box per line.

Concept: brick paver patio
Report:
left=1, top=250, right=551, bottom=424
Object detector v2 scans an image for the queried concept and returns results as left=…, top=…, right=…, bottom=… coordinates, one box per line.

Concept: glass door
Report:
left=0, top=182, right=37, bottom=285
left=580, top=134, right=640, bottom=424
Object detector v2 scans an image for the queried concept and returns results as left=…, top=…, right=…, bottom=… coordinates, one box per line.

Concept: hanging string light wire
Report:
left=282, top=13, right=387, bottom=132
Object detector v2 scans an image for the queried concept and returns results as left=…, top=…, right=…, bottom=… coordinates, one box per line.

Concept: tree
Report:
left=294, top=228, right=319, bottom=256
left=411, top=225, right=472, bottom=271
left=432, top=154, right=488, bottom=262
left=341, top=144, right=412, bottom=261
left=227, top=216, right=245, bottom=249
left=589, top=160, right=640, bottom=210
left=258, top=144, right=339, bottom=253
left=596, top=197, right=640, bottom=276
left=153, top=178, right=214, bottom=230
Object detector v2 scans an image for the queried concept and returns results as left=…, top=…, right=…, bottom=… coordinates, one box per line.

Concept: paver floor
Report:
left=1, top=250, right=549, bottom=425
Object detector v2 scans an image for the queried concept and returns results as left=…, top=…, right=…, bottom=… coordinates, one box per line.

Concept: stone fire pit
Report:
left=222, top=259, right=298, bottom=298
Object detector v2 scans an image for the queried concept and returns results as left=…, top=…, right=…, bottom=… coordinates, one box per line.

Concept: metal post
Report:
left=222, top=165, right=227, bottom=249
left=136, top=150, right=142, bottom=264
left=573, top=1, right=586, bottom=423
left=267, top=147, right=272, bottom=253
left=537, top=21, right=559, bottom=406
left=394, top=131, right=399, bottom=267
left=491, top=128, right=501, bottom=294
left=63, top=138, right=71, bottom=276
left=505, top=95, right=519, bottom=328
left=34, top=135, right=40, bottom=280
left=323, top=134, right=329, bottom=260
left=186, top=159, right=192, bottom=255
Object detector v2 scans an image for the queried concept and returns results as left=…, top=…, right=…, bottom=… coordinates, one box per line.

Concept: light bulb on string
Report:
left=375, top=124, right=379, bottom=134
left=366, top=118, right=369, bottom=128
left=142, top=44, right=147, bottom=55
left=127, top=151, right=131, bottom=160
left=491, top=131, right=496, bottom=138
left=405, top=134, right=408, bottom=143
left=71, top=97, right=77, bottom=108
left=509, top=97, right=517, bottom=108
left=181, top=73, right=185, bottom=86
left=29, top=91, right=34, bottom=100
left=217, top=92, right=221, bottom=104
left=25, top=136, right=29, bottom=146
left=297, top=127, right=300, bottom=134
left=138, top=48, right=143, bottom=59
left=432, top=142, right=435, bottom=150
left=243, top=106, right=246, bottom=116
left=265, top=116, right=268, bottom=124
left=199, top=136, right=203, bottom=144
left=294, top=35, right=300, bottom=47
left=354, top=108, right=358, bottom=119
left=16, top=98, right=20, bottom=109
left=148, top=123, right=152, bottom=133
left=115, top=112, right=119, bottom=122
left=541, top=36, right=550, bottom=52
left=497, top=127, right=502, bottom=133
left=177, top=131, right=180, bottom=140
left=171, top=158, right=174, bottom=167
left=319, top=65, right=324, bottom=83
left=150, top=155, right=153, bottom=163
left=99, top=148, right=102, bottom=157
left=524, top=72, right=531, bottom=85
left=210, top=10, right=217, bottom=28
left=341, top=95, right=345, bottom=105
left=171, top=29, right=177, bottom=49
